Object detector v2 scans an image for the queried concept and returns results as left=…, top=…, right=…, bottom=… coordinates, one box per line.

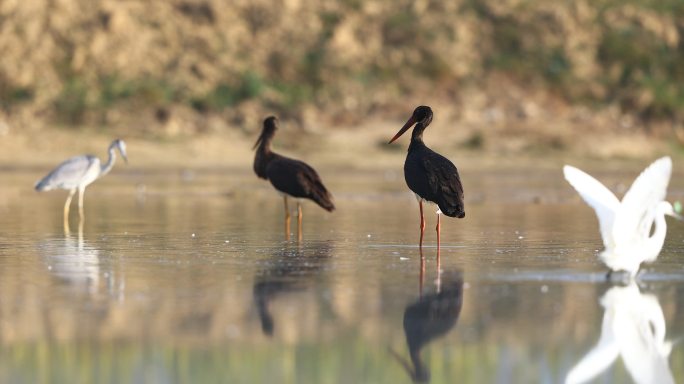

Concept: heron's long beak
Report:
left=388, top=116, right=416, bottom=144
left=122, top=152, right=128, bottom=164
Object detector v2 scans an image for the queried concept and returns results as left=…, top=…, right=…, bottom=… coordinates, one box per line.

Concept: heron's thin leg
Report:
left=297, top=201, right=302, bottom=242
left=283, top=196, right=291, bottom=241
left=63, top=189, right=76, bottom=232
left=64, top=189, right=75, bottom=219
left=419, top=200, right=425, bottom=249
left=78, top=187, right=86, bottom=222
left=77, top=218, right=84, bottom=240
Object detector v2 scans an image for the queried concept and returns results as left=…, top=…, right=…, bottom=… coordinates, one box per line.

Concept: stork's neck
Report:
left=100, top=144, right=118, bottom=177
left=408, top=123, right=427, bottom=152
left=258, top=132, right=275, bottom=155
left=253, top=133, right=275, bottom=179
left=412, top=123, right=426, bottom=141
left=255, top=136, right=276, bottom=165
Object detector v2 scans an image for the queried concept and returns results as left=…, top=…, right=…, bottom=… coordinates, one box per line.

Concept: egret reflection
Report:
left=565, top=283, right=674, bottom=384
left=252, top=242, right=332, bottom=336
left=393, top=264, right=464, bottom=383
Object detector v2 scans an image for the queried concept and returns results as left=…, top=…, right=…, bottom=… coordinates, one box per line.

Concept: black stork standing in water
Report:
left=253, top=116, right=335, bottom=241
left=389, top=106, right=465, bottom=254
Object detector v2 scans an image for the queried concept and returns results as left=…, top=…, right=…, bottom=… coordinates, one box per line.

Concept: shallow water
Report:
left=0, top=167, right=683, bottom=383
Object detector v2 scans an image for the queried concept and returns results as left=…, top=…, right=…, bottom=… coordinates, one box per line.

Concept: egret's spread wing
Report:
left=35, top=155, right=98, bottom=190
left=563, top=165, right=620, bottom=248
left=613, top=157, right=671, bottom=245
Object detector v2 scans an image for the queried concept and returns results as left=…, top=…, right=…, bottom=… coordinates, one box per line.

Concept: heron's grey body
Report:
left=35, top=139, right=127, bottom=228
left=36, top=155, right=104, bottom=192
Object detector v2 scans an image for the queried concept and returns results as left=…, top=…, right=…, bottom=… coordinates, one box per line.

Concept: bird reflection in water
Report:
left=393, top=256, right=464, bottom=383
left=39, top=225, right=123, bottom=299
left=565, top=282, right=675, bottom=384
left=252, top=241, right=332, bottom=336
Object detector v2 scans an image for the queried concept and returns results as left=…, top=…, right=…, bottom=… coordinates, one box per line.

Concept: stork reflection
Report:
left=565, top=282, right=675, bottom=384
left=252, top=242, right=332, bottom=336
left=393, top=256, right=464, bottom=383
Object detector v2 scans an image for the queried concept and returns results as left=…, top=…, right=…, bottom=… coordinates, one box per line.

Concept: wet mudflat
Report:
left=0, top=167, right=682, bottom=383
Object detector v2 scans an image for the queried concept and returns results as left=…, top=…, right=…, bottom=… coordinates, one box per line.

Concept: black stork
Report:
left=253, top=116, right=335, bottom=240
left=389, top=106, right=465, bottom=253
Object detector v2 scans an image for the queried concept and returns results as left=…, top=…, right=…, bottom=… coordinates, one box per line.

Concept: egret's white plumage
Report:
left=565, top=283, right=674, bottom=384
left=35, top=139, right=128, bottom=228
left=563, top=157, right=681, bottom=277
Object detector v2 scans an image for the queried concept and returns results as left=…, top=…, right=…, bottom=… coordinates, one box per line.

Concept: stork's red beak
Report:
left=388, top=115, right=416, bottom=144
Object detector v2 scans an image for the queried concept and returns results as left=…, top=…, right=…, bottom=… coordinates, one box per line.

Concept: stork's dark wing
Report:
left=421, top=151, right=464, bottom=218
left=267, top=155, right=335, bottom=211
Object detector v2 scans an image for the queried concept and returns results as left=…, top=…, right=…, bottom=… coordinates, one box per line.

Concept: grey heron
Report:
left=35, top=139, right=128, bottom=227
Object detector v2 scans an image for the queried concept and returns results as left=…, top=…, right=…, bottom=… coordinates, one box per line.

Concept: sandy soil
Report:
left=1, top=115, right=674, bottom=176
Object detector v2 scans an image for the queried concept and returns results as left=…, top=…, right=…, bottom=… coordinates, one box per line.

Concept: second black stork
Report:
left=389, top=106, right=465, bottom=253
left=253, top=116, right=335, bottom=240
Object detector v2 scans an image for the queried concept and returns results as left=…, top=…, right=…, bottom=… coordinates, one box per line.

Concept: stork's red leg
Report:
left=283, top=196, right=291, bottom=241
left=436, top=212, right=441, bottom=265
left=436, top=212, right=441, bottom=249
left=418, top=244, right=425, bottom=296
left=297, top=201, right=302, bottom=242
left=419, top=248, right=425, bottom=296
left=419, top=200, right=425, bottom=249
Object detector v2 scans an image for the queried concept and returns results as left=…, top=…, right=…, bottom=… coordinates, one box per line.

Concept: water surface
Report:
left=0, top=167, right=683, bottom=383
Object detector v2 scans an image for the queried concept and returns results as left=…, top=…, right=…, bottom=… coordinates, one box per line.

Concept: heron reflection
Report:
left=39, top=226, right=123, bottom=298
left=393, top=261, right=464, bottom=383
left=565, top=282, right=675, bottom=384
left=252, top=242, right=332, bottom=336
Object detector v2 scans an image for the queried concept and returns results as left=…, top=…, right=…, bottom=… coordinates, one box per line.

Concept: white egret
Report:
left=563, top=156, right=682, bottom=278
left=35, top=139, right=128, bottom=228
left=565, top=283, right=674, bottom=384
